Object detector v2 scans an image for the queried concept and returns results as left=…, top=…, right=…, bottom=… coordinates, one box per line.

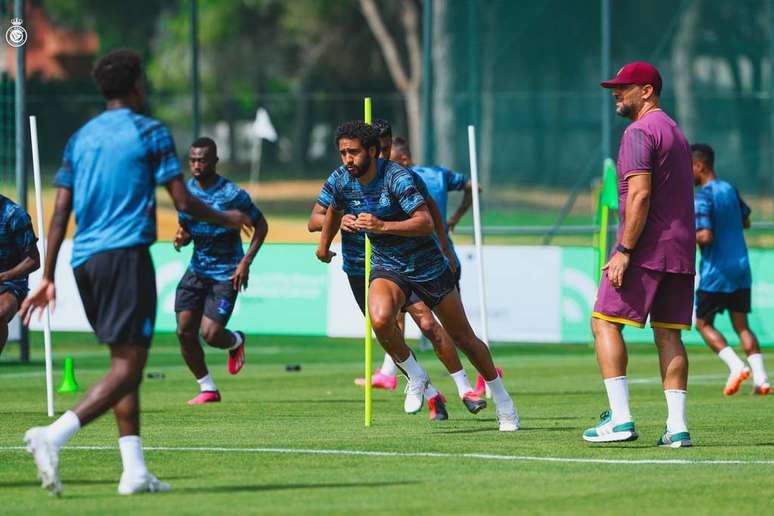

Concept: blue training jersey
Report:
left=179, top=176, right=263, bottom=282
left=318, top=166, right=366, bottom=276
left=411, top=164, right=468, bottom=268
left=328, top=158, right=447, bottom=282
left=0, top=195, right=37, bottom=295
left=55, top=108, right=182, bottom=268
left=695, top=179, right=752, bottom=292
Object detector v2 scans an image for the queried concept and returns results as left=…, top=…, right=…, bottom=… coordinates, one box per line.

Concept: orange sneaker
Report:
left=723, top=367, right=751, bottom=396
left=753, top=382, right=771, bottom=395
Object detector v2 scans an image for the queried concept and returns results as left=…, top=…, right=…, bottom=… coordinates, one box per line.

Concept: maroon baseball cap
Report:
left=601, top=61, right=662, bottom=94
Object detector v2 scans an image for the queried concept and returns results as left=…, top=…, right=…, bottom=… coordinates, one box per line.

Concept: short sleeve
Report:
left=410, top=171, right=430, bottom=199
left=695, top=189, right=713, bottom=231
left=144, top=123, right=182, bottom=185
left=232, top=190, right=263, bottom=224
left=445, top=169, right=468, bottom=191
left=54, top=135, right=76, bottom=189
left=618, top=127, right=654, bottom=178
left=317, top=174, right=337, bottom=209
left=11, top=209, right=37, bottom=252
left=392, top=170, right=426, bottom=215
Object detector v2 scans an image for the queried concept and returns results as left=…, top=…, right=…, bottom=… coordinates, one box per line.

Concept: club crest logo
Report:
left=5, top=18, right=27, bottom=48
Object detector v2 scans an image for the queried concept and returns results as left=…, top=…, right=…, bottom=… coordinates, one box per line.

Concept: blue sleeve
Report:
left=317, top=175, right=337, bottom=209
left=11, top=208, right=37, bottom=252
left=695, top=189, right=712, bottom=231
left=178, top=211, right=191, bottom=231
left=445, top=169, right=468, bottom=191
left=392, top=170, right=426, bottom=215
left=144, top=123, right=182, bottom=185
left=54, top=135, right=76, bottom=189
left=232, top=190, right=263, bottom=224
left=410, top=171, right=430, bottom=199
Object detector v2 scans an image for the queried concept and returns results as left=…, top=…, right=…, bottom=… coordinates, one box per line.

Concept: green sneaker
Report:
left=657, top=430, right=692, bottom=448
left=582, top=410, right=638, bottom=443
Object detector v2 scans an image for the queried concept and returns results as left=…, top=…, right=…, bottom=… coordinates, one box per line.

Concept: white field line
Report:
left=1, top=445, right=773, bottom=466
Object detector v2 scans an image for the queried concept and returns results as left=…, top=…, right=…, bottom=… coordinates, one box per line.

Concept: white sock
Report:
left=118, top=435, right=148, bottom=480
left=395, top=353, right=427, bottom=381
left=46, top=410, right=81, bottom=450
left=450, top=369, right=473, bottom=397
left=229, top=331, right=243, bottom=350
left=664, top=389, right=688, bottom=433
left=603, top=376, right=632, bottom=424
left=747, top=353, right=769, bottom=385
left=485, top=376, right=512, bottom=407
left=425, top=383, right=438, bottom=398
left=196, top=373, right=218, bottom=392
left=380, top=354, right=397, bottom=377
left=718, top=346, right=745, bottom=373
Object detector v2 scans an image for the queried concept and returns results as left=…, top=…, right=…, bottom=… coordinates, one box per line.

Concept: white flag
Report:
left=252, top=107, right=277, bottom=142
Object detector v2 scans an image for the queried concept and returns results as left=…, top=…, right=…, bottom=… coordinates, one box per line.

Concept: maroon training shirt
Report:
left=615, top=109, right=696, bottom=274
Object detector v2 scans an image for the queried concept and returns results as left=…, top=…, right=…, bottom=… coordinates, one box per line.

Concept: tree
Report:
left=358, top=0, right=422, bottom=159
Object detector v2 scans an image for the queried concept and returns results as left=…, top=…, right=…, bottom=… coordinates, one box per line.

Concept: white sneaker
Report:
left=404, top=375, right=429, bottom=414
left=118, top=472, right=171, bottom=495
left=24, top=427, right=62, bottom=497
left=496, top=402, right=520, bottom=432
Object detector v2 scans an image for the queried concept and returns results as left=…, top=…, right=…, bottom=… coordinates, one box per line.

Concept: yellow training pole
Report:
left=597, top=205, right=609, bottom=285
left=364, top=97, right=373, bottom=427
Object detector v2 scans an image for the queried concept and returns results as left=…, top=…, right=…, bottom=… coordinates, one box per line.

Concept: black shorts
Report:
left=403, top=264, right=461, bottom=309
left=0, top=284, right=25, bottom=309
left=175, top=270, right=238, bottom=325
left=73, top=246, right=156, bottom=348
left=371, top=267, right=456, bottom=310
left=347, top=274, right=367, bottom=315
left=696, top=288, right=751, bottom=324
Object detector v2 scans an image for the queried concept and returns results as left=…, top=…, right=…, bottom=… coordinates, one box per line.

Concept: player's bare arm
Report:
left=230, top=216, right=269, bottom=291
left=21, top=187, right=72, bottom=323
left=165, top=176, right=251, bottom=230
left=424, top=196, right=457, bottom=273
left=448, top=180, right=474, bottom=232
left=696, top=229, right=714, bottom=246
left=355, top=204, right=433, bottom=237
left=743, top=216, right=751, bottom=229
left=309, top=202, right=357, bottom=234
left=605, top=173, right=651, bottom=288
left=0, top=244, right=39, bottom=283
left=316, top=205, right=342, bottom=263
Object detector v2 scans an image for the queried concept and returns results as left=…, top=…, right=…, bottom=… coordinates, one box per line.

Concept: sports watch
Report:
left=616, top=243, right=633, bottom=255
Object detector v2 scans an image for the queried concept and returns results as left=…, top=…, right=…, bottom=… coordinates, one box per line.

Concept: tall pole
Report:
left=601, top=0, right=611, bottom=160
left=15, top=0, right=28, bottom=362
left=467, top=0, right=480, bottom=132
left=768, top=0, right=774, bottom=214
left=421, top=0, right=433, bottom=164
left=191, top=0, right=200, bottom=140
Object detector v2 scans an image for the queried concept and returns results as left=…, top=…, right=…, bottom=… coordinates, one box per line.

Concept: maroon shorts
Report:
left=592, top=266, right=694, bottom=330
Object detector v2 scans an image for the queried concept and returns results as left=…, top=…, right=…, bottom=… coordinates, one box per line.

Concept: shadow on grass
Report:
left=0, top=475, right=196, bottom=489
left=175, top=480, right=415, bottom=494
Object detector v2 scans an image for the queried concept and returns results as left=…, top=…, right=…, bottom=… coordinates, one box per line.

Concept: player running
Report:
left=21, top=50, right=250, bottom=496
left=309, top=129, right=486, bottom=420
left=174, top=137, right=268, bottom=405
left=389, top=136, right=504, bottom=396
left=0, top=195, right=39, bottom=357
left=586, top=62, right=695, bottom=448
left=691, top=143, right=769, bottom=396
left=316, top=121, right=518, bottom=431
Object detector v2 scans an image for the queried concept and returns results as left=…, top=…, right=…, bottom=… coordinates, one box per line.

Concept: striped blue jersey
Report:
left=179, top=176, right=263, bottom=282
left=0, top=195, right=37, bottom=294
left=327, top=158, right=447, bottom=282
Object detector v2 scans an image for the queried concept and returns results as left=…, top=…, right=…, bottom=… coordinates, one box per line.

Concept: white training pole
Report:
left=29, top=116, right=55, bottom=418
left=467, top=126, right=492, bottom=398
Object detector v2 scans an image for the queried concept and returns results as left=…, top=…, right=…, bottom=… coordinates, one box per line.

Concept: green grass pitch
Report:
left=1, top=332, right=773, bottom=514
